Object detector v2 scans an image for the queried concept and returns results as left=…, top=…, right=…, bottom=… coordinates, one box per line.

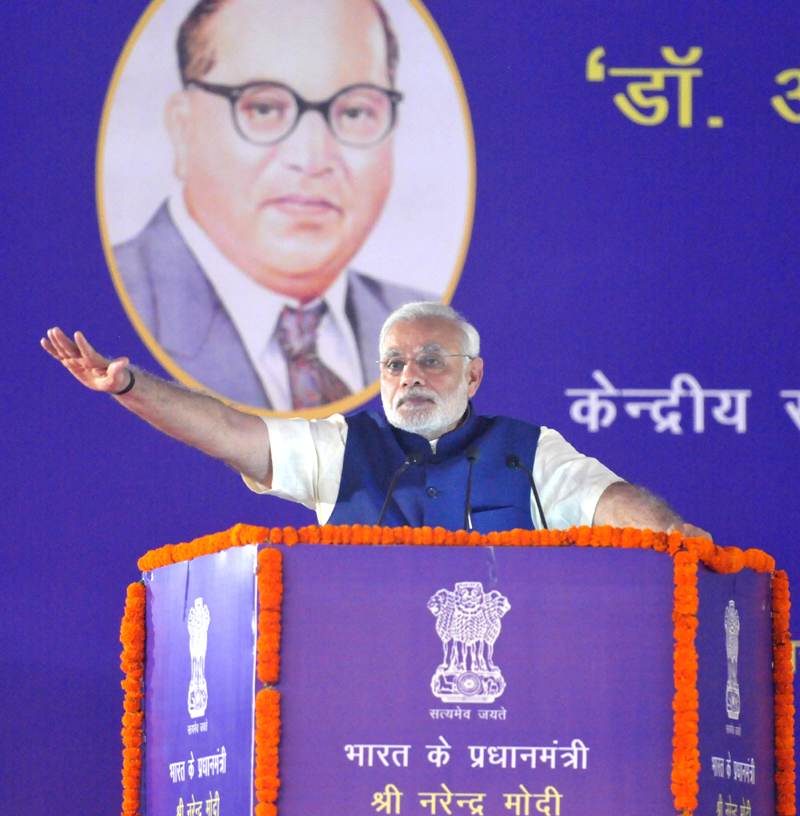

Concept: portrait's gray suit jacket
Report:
left=114, top=203, right=434, bottom=409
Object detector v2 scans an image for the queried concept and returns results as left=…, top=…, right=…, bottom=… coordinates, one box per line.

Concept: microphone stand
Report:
left=463, top=445, right=481, bottom=530
left=505, top=455, right=548, bottom=530
left=377, top=453, right=424, bottom=526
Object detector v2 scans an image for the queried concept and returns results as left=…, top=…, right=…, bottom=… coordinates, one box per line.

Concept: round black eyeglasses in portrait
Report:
left=186, top=80, right=403, bottom=148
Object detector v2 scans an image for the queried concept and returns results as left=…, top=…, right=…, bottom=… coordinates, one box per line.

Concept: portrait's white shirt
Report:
left=169, top=193, right=365, bottom=410
left=243, top=416, right=620, bottom=529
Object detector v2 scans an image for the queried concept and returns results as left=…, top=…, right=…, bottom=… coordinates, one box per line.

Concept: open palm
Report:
left=41, top=328, right=130, bottom=393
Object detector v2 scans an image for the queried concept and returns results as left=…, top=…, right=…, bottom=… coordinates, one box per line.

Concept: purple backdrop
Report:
left=1, top=1, right=798, bottom=813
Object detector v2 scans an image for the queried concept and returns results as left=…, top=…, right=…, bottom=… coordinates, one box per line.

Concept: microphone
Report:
left=463, top=445, right=481, bottom=531
left=377, top=452, right=424, bottom=526
left=506, top=454, right=548, bottom=530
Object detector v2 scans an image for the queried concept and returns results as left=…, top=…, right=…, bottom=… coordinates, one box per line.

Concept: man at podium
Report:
left=42, top=302, right=709, bottom=536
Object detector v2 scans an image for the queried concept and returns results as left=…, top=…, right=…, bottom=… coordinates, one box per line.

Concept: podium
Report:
left=119, top=524, right=793, bottom=816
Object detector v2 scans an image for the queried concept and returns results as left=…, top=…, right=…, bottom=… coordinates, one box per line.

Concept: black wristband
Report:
left=113, top=369, right=135, bottom=396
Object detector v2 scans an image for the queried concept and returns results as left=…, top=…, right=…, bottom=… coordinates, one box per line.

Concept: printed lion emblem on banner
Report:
left=725, top=599, right=741, bottom=720
left=187, top=597, right=210, bottom=718
left=427, top=581, right=510, bottom=703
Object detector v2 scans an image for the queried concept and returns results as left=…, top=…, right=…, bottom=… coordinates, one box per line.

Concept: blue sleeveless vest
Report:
left=328, top=405, right=541, bottom=533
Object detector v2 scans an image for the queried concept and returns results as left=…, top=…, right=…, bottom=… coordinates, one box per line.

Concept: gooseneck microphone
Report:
left=506, top=454, right=549, bottom=530
left=463, top=445, right=481, bottom=531
left=377, top=452, right=425, bottom=526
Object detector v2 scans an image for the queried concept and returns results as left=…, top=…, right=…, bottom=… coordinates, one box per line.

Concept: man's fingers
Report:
left=107, top=358, right=131, bottom=379
left=46, top=327, right=78, bottom=359
left=74, top=331, right=106, bottom=364
left=683, top=523, right=713, bottom=541
left=42, top=327, right=135, bottom=393
left=40, top=337, right=61, bottom=359
left=666, top=521, right=713, bottom=542
left=94, top=358, right=132, bottom=393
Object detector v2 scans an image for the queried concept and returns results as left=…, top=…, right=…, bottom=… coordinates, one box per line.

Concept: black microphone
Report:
left=463, top=445, right=481, bottom=531
left=377, top=452, right=424, bottom=526
left=506, top=454, right=548, bottom=530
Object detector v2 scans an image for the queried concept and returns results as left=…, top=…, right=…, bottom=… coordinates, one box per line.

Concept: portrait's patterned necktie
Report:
left=275, top=303, right=352, bottom=408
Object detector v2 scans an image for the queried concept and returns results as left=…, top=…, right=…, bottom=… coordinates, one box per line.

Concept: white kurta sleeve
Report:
left=533, top=426, right=621, bottom=529
left=242, top=414, right=348, bottom=523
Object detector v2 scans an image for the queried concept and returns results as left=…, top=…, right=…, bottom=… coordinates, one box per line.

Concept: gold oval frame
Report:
left=96, top=0, right=476, bottom=418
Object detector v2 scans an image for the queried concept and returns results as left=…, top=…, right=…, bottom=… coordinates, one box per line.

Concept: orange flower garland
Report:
left=137, top=522, right=778, bottom=567
left=772, top=570, right=796, bottom=815
left=255, top=547, right=284, bottom=815
left=127, top=524, right=790, bottom=816
left=258, top=547, right=283, bottom=684
left=137, top=522, right=275, bottom=571
left=119, top=582, right=146, bottom=816
left=255, top=688, right=281, bottom=816
left=671, top=540, right=700, bottom=814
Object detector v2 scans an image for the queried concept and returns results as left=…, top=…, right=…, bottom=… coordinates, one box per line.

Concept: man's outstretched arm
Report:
left=593, top=481, right=711, bottom=539
left=41, top=328, right=272, bottom=486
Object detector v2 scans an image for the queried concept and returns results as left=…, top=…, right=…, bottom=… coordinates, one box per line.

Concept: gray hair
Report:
left=379, top=302, right=481, bottom=358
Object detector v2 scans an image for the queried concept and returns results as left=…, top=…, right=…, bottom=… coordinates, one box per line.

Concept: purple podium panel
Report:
left=275, top=544, right=677, bottom=815
left=696, top=566, right=775, bottom=814
left=145, top=545, right=258, bottom=815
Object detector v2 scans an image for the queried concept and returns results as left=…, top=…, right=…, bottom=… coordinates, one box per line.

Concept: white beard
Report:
left=382, top=380, right=469, bottom=440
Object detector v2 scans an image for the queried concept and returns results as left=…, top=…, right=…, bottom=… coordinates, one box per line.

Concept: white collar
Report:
left=169, top=192, right=354, bottom=354
left=168, top=192, right=362, bottom=407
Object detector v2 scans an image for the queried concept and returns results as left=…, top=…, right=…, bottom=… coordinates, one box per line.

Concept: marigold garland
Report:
left=258, top=547, right=283, bottom=685
left=255, top=688, right=281, bottom=816
left=772, top=570, right=796, bottom=815
left=136, top=523, right=274, bottom=571
left=255, top=547, right=284, bottom=813
left=671, top=541, right=700, bottom=814
left=119, top=582, right=146, bottom=816
left=137, top=523, right=776, bottom=572
left=130, top=524, right=789, bottom=815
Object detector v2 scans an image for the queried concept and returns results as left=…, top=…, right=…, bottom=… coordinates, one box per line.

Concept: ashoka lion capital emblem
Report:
left=725, top=600, right=741, bottom=720
left=428, top=582, right=510, bottom=703
left=187, top=597, right=210, bottom=718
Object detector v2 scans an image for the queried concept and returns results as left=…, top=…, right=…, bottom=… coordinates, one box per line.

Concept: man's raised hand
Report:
left=41, top=327, right=273, bottom=484
left=41, top=328, right=131, bottom=394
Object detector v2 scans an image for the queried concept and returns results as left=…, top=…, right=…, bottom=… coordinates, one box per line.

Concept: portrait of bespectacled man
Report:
left=99, top=0, right=474, bottom=415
